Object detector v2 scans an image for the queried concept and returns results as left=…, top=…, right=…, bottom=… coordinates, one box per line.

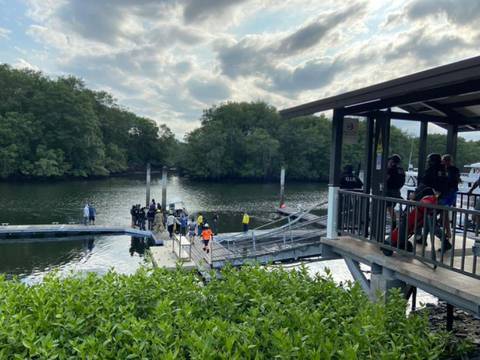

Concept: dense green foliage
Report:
left=0, top=65, right=177, bottom=179
left=180, top=102, right=480, bottom=180
left=0, top=266, right=466, bottom=359
left=180, top=102, right=331, bottom=180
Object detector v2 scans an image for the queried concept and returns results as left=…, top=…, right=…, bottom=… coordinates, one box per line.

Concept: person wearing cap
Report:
left=386, top=154, right=406, bottom=228
left=201, top=223, right=213, bottom=253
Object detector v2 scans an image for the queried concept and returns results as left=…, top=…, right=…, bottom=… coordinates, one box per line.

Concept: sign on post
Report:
left=343, top=117, right=359, bottom=145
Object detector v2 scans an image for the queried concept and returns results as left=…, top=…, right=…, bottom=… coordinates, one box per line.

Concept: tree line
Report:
left=2, top=64, right=480, bottom=181
left=178, top=102, right=480, bottom=181
left=0, top=64, right=177, bottom=179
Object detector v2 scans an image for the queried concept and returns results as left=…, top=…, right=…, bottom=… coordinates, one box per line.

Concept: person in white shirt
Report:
left=83, top=204, right=89, bottom=225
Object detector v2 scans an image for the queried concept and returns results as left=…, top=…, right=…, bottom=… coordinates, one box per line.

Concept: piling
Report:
left=146, top=163, right=151, bottom=207
left=280, top=167, right=286, bottom=208
left=161, top=166, right=167, bottom=211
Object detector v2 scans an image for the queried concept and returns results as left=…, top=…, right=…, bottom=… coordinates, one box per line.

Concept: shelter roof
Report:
left=280, top=56, right=480, bottom=132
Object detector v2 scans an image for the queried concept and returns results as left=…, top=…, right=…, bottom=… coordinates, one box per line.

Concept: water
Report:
left=0, top=175, right=328, bottom=282
left=0, top=176, right=440, bottom=305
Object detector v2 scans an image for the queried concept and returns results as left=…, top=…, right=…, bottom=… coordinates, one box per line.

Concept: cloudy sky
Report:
left=0, top=0, right=479, bottom=139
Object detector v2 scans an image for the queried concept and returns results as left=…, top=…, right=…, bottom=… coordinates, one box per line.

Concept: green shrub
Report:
left=0, top=266, right=466, bottom=359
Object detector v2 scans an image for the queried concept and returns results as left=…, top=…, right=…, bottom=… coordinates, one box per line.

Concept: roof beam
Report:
left=366, top=110, right=449, bottom=124
left=340, top=79, right=480, bottom=116
left=423, top=101, right=466, bottom=122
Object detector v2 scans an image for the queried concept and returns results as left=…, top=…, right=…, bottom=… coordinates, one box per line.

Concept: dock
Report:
left=0, top=224, right=160, bottom=243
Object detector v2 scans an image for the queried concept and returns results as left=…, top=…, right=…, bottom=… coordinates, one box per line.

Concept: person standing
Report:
left=83, top=203, right=89, bottom=225
left=196, top=213, right=204, bottom=236
left=166, top=211, right=177, bottom=239
left=153, top=209, right=165, bottom=233
left=212, top=213, right=219, bottom=235
left=179, top=213, right=188, bottom=238
left=339, top=165, right=363, bottom=190
left=385, top=154, right=406, bottom=228
left=88, top=204, right=96, bottom=225
left=147, top=206, right=155, bottom=230
left=242, top=212, right=250, bottom=232
left=440, top=154, right=460, bottom=248
left=201, top=223, right=213, bottom=253
left=188, top=217, right=196, bottom=243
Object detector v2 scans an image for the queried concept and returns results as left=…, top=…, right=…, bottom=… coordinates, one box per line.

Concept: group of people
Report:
left=82, top=203, right=96, bottom=225
left=130, top=200, right=162, bottom=231
left=340, top=153, right=465, bottom=251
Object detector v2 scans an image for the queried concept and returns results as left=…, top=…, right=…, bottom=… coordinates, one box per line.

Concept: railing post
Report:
left=252, top=231, right=256, bottom=255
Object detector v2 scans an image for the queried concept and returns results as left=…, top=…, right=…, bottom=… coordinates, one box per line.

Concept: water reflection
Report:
left=129, top=237, right=147, bottom=257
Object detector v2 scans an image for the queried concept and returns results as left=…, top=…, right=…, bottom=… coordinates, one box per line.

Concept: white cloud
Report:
left=15, top=0, right=480, bottom=139
left=0, top=26, right=10, bottom=39
left=13, top=58, right=39, bottom=71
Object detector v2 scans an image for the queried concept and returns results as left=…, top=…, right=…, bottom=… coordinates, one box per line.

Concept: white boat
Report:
left=401, top=162, right=480, bottom=196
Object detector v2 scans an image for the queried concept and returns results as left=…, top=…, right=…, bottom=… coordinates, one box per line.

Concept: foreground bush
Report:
left=0, top=266, right=466, bottom=359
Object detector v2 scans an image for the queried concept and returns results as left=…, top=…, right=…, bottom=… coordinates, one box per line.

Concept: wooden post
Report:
left=161, top=166, right=167, bottom=211
left=146, top=163, right=151, bottom=207
left=279, top=167, right=286, bottom=208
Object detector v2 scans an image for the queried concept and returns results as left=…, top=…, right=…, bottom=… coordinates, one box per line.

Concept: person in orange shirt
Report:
left=201, top=223, right=213, bottom=253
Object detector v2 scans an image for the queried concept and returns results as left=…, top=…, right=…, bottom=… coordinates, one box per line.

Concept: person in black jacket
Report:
left=420, top=153, right=451, bottom=250
left=386, top=154, right=406, bottom=228
left=340, top=165, right=363, bottom=190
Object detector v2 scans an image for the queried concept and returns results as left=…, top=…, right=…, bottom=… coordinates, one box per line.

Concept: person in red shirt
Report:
left=201, top=223, right=213, bottom=253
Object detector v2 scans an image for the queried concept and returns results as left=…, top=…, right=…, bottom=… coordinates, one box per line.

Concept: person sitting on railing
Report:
left=201, top=223, right=213, bottom=253
left=339, top=165, right=363, bottom=190
left=386, top=154, right=406, bottom=228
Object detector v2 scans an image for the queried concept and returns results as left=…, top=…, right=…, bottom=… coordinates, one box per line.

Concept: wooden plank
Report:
left=322, top=237, right=480, bottom=308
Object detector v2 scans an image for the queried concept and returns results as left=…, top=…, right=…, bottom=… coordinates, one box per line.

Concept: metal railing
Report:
left=172, top=233, right=192, bottom=261
left=210, top=203, right=327, bottom=263
left=338, top=190, right=480, bottom=279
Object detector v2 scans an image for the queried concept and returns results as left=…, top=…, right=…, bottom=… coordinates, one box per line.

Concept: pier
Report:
left=0, top=224, right=160, bottom=242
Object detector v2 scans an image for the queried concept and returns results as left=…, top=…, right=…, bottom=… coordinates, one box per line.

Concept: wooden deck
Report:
left=322, top=236, right=480, bottom=315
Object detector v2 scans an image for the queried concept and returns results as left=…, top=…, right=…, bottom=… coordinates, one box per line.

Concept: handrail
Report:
left=338, top=190, right=480, bottom=216
left=216, top=200, right=328, bottom=244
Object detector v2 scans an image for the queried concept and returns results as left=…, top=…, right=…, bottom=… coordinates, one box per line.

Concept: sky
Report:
left=0, top=0, right=479, bottom=140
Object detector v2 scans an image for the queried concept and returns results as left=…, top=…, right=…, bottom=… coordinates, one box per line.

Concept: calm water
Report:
left=0, top=175, right=328, bottom=282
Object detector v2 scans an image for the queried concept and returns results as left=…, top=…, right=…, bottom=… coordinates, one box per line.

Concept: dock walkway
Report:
left=322, top=236, right=480, bottom=315
left=0, top=224, right=159, bottom=242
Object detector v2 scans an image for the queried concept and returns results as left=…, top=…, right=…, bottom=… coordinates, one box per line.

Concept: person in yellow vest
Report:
left=196, top=213, right=203, bottom=236
left=242, top=212, right=250, bottom=232
left=201, top=223, right=213, bottom=253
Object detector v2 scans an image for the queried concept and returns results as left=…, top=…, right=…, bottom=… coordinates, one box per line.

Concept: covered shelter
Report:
left=280, top=55, right=480, bottom=324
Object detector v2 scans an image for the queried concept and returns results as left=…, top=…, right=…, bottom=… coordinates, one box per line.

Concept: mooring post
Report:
left=279, top=166, right=286, bottom=208
left=161, top=166, right=167, bottom=211
left=446, top=303, right=454, bottom=331
left=146, top=162, right=151, bottom=207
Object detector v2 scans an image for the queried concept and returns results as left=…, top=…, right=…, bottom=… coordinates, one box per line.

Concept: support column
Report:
left=146, top=163, right=151, bottom=207
left=363, top=116, right=374, bottom=237
left=446, top=124, right=458, bottom=162
left=161, top=166, right=167, bottom=211
left=418, top=121, right=428, bottom=180
left=326, top=109, right=344, bottom=239
left=279, top=166, right=286, bottom=208
left=369, top=263, right=407, bottom=301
